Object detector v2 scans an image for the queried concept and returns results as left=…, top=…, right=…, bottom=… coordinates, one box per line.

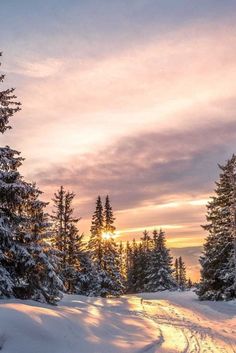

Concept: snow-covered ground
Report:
left=0, top=291, right=235, bottom=353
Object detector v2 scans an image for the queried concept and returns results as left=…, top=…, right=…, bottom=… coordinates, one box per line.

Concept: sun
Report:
left=102, top=232, right=112, bottom=240
left=102, top=232, right=113, bottom=240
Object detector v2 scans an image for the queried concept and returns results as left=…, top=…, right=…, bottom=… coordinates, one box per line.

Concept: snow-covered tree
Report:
left=88, top=196, right=124, bottom=296
left=104, top=195, right=115, bottom=233
left=52, top=187, right=78, bottom=270
left=126, top=239, right=140, bottom=293
left=139, top=230, right=152, bottom=291
left=51, top=187, right=92, bottom=294
left=146, top=230, right=176, bottom=292
left=119, top=241, right=126, bottom=280
left=0, top=54, right=62, bottom=303
left=101, top=196, right=124, bottom=296
left=65, top=223, right=93, bottom=294
left=174, top=258, right=179, bottom=284
left=187, top=278, right=193, bottom=289
left=174, top=257, right=187, bottom=290
left=101, top=237, right=124, bottom=297
left=198, top=155, right=236, bottom=300
left=52, top=186, right=65, bottom=254
left=0, top=52, right=20, bottom=133
left=13, top=184, right=63, bottom=303
left=178, top=256, right=187, bottom=290
left=89, top=196, right=104, bottom=268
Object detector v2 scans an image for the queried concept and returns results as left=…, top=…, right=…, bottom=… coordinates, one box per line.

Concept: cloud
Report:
left=34, top=118, right=236, bottom=199
left=30, top=118, right=236, bottom=243
left=1, top=12, right=236, bottom=255
left=7, top=58, right=64, bottom=78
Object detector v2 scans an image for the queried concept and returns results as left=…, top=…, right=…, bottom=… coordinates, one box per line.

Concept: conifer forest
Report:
left=1, top=2, right=236, bottom=352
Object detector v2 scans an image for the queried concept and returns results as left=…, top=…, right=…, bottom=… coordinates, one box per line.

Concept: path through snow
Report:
left=0, top=291, right=235, bottom=353
left=137, top=291, right=236, bottom=353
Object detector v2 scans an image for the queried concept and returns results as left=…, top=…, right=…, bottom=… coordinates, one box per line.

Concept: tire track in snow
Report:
left=141, top=300, right=192, bottom=353
left=138, top=299, right=235, bottom=353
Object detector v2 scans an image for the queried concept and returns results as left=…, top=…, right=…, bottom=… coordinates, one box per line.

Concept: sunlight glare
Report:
left=102, top=232, right=114, bottom=240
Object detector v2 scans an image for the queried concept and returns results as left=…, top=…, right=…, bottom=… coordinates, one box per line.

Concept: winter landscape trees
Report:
left=0, top=53, right=62, bottom=303
left=0, top=52, right=236, bottom=303
left=198, top=155, right=236, bottom=300
left=125, top=229, right=176, bottom=293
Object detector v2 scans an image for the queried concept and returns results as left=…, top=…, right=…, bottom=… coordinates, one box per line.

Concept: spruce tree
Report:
left=52, top=186, right=66, bottom=254
left=0, top=54, right=62, bottom=303
left=13, top=185, right=63, bottom=303
left=174, top=258, right=179, bottom=284
left=178, top=256, right=187, bottom=290
left=146, top=230, right=176, bottom=291
left=100, top=196, right=124, bottom=296
left=52, top=187, right=91, bottom=294
left=0, top=52, right=21, bottom=295
left=126, top=239, right=140, bottom=293
left=0, top=52, right=21, bottom=133
left=119, top=241, right=126, bottom=280
left=101, top=237, right=124, bottom=297
left=104, top=195, right=115, bottom=233
left=139, top=230, right=152, bottom=291
left=65, top=224, right=92, bottom=294
left=52, top=187, right=78, bottom=272
left=198, top=155, right=236, bottom=300
left=126, top=240, right=134, bottom=292
left=187, top=278, right=193, bottom=289
left=89, top=196, right=104, bottom=267
left=63, top=190, right=78, bottom=267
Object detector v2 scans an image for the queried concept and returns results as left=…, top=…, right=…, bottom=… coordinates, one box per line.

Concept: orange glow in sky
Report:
left=2, top=1, right=236, bottom=281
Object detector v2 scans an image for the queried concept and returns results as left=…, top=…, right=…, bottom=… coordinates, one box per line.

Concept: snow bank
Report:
left=0, top=295, right=160, bottom=353
left=138, top=290, right=236, bottom=320
left=137, top=290, right=236, bottom=352
left=0, top=291, right=235, bottom=353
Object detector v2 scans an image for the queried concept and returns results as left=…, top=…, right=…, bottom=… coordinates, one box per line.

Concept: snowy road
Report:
left=136, top=292, right=236, bottom=353
left=0, top=291, right=235, bottom=353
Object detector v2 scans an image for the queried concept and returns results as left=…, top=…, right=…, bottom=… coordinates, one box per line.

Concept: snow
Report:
left=0, top=291, right=235, bottom=353
left=137, top=291, right=236, bottom=352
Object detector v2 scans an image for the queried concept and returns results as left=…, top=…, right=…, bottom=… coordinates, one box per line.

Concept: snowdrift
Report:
left=0, top=291, right=235, bottom=353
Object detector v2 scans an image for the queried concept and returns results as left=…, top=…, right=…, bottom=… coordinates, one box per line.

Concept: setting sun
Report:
left=1, top=2, right=236, bottom=352
left=102, top=232, right=113, bottom=240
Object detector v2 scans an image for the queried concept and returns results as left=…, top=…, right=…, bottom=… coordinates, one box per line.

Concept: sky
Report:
left=1, top=0, right=236, bottom=280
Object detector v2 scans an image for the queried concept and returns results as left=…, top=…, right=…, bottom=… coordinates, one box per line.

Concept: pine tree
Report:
left=187, top=278, right=193, bottom=289
left=0, top=147, right=22, bottom=297
left=126, top=240, right=134, bottom=292
left=178, top=256, right=187, bottom=290
left=100, top=196, right=124, bottom=297
left=0, top=54, right=62, bottom=303
left=174, top=258, right=179, bottom=284
left=126, top=239, right=140, bottom=293
left=63, top=190, right=78, bottom=267
left=139, top=230, right=152, bottom=291
left=13, top=185, right=63, bottom=303
left=119, top=241, right=126, bottom=280
left=0, top=52, right=21, bottom=133
left=89, top=196, right=104, bottom=268
left=52, top=186, right=65, bottom=254
left=198, top=155, right=236, bottom=300
left=101, top=236, right=124, bottom=297
left=104, top=195, right=116, bottom=234
left=146, top=230, right=176, bottom=292
left=0, top=53, right=21, bottom=296
left=52, top=187, right=92, bottom=294
left=65, top=224, right=93, bottom=294
left=52, top=187, right=78, bottom=271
